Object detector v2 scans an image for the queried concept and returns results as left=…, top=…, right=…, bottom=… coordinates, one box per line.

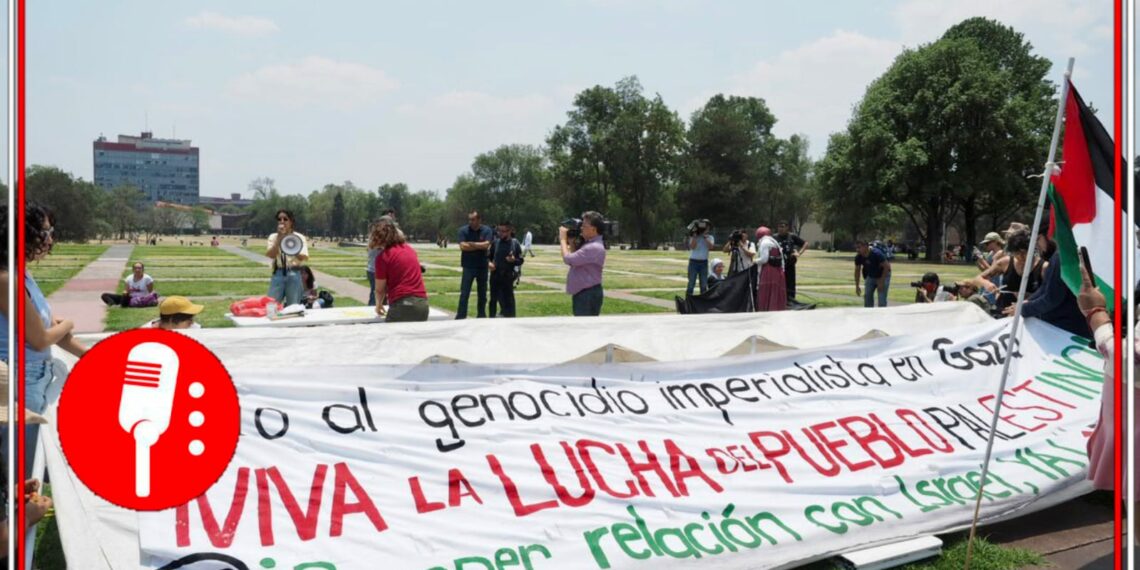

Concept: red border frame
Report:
left=16, top=0, right=27, bottom=565
left=1112, top=0, right=1123, bottom=567
left=6, top=1, right=1130, bottom=569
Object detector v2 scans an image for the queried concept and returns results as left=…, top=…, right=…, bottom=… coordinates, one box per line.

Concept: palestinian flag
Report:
left=1049, top=81, right=1130, bottom=312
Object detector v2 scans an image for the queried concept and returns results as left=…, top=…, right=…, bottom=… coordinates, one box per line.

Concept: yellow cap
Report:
left=159, top=296, right=204, bottom=316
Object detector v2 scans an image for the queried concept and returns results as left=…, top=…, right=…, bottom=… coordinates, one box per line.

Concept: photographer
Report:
left=722, top=229, right=755, bottom=274
left=913, top=272, right=953, bottom=303
left=776, top=221, right=807, bottom=300
left=686, top=219, right=714, bottom=296
left=265, top=209, right=310, bottom=307
left=560, top=211, right=607, bottom=316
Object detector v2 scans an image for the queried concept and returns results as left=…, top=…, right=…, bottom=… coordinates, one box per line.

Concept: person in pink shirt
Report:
left=559, top=211, right=606, bottom=316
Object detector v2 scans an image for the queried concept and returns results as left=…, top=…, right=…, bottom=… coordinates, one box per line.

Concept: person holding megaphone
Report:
left=265, top=209, right=309, bottom=307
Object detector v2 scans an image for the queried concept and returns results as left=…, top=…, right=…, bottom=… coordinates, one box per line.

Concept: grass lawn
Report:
left=428, top=290, right=670, bottom=317
left=901, top=537, right=1045, bottom=570
left=29, top=244, right=109, bottom=296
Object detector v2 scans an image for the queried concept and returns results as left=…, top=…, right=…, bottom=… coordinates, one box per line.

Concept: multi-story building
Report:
left=198, top=193, right=253, bottom=210
left=93, top=132, right=199, bottom=204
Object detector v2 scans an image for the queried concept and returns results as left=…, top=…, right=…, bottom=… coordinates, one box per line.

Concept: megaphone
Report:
left=280, top=234, right=304, bottom=256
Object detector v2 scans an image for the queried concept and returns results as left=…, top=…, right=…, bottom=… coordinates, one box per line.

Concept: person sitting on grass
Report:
left=299, top=266, right=326, bottom=309
left=101, top=261, right=158, bottom=308
left=142, top=296, right=204, bottom=330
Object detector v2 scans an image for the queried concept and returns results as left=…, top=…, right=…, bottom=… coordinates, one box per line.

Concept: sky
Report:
left=17, top=0, right=1120, bottom=198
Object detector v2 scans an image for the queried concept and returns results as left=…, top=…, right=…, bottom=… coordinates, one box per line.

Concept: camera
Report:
left=729, top=229, right=746, bottom=246
left=562, top=217, right=617, bottom=239
left=561, top=218, right=583, bottom=239
left=687, top=219, right=711, bottom=236
left=909, top=280, right=925, bottom=288
left=944, top=283, right=960, bottom=296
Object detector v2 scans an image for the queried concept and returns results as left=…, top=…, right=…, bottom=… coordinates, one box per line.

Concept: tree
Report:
left=376, top=183, right=410, bottom=218
left=331, top=191, right=346, bottom=238
left=190, top=208, right=212, bottom=234
left=813, top=133, right=905, bottom=243
left=549, top=77, right=685, bottom=247
left=939, top=18, right=1056, bottom=250
left=679, top=95, right=781, bottom=229
left=25, top=166, right=106, bottom=241
left=106, top=185, right=145, bottom=239
left=837, top=19, right=1054, bottom=259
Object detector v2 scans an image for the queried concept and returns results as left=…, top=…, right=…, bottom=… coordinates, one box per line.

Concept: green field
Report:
left=27, top=244, right=109, bottom=296
left=33, top=242, right=990, bottom=332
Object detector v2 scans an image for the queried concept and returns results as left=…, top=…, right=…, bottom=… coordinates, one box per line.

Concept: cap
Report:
left=981, top=232, right=1004, bottom=245
left=159, top=296, right=204, bottom=316
left=711, top=258, right=724, bottom=268
left=1001, top=222, right=1028, bottom=237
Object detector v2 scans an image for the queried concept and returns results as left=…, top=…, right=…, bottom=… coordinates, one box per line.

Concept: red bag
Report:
left=230, top=296, right=275, bottom=317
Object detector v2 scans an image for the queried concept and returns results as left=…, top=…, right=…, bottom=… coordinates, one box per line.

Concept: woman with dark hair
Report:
left=370, top=217, right=429, bottom=322
left=983, top=231, right=1043, bottom=314
left=23, top=204, right=87, bottom=478
left=299, top=266, right=325, bottom=309
left=265, top=209, right=309, bottom=306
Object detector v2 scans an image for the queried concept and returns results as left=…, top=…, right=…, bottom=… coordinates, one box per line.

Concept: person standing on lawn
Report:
left=372, top=217, right=430, bottom=322
left=775, top=221, right=807, bottom=301
left=456, top=210, right=493, bottom=319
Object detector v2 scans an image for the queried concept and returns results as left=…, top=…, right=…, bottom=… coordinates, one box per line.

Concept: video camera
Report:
left=687, top=219, right=712, bottom=236
left=562, top=217, right=617, bottom=240
left=728, top=229, right=747, bottom=247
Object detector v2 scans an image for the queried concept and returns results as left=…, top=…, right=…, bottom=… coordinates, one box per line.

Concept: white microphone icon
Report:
left=118, top=342, right=180, bottom=498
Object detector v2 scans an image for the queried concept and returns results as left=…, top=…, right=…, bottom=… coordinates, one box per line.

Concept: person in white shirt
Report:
left=723, top=229, right=756, bottom=274
left=142, top=296, right=204, bottom=329
left=100, top=262, right=157, bottom=308
left=265, top=209, right=310, bottom=306
left=522, top=230, right=535, bottom=257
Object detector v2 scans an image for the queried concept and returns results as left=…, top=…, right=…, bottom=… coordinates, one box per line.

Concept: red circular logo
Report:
left=58, top=329, right=240, bottom=511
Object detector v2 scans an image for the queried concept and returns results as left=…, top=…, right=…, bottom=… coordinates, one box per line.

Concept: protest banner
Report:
left=135, top=318, right=1102, bottom=569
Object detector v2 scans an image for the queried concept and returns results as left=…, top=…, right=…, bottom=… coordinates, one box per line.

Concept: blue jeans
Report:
left=268, top=270, right=303, bottom=306
left=687, top=259, right=709, bottom=296
left=20, top=359, right=58, bottom=479
left=863, top=275, right=890, bottom=307
left=367, top=271, right=376, bottom=306
left=456, top=265, right=488, bottom=319
left=572, top=284, right=604, bottom=316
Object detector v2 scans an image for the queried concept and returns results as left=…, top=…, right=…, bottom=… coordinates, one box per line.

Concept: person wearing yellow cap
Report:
left=142, top=296, right=205, bottom=330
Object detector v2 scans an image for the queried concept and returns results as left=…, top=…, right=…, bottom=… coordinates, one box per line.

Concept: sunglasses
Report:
left=277, top=217, right=290, bottom=222
left=40, top=227, right=54, bottom=238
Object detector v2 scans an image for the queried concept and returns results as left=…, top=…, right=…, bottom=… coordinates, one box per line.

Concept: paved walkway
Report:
left=223, top=245, right=374, bottom=305
left=46, top=244, right=133, bottom=333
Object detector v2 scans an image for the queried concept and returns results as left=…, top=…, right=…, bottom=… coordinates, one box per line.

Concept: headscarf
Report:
left=755, top=226, right=771, bottom=239
left=709, top=258, right=724, bottom=278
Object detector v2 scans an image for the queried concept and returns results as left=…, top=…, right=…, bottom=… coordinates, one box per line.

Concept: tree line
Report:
left=25, top=17, right=1060, bottom=259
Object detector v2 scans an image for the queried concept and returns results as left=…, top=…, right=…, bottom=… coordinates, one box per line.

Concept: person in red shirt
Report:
left=370, top=216, right=429, bottom=322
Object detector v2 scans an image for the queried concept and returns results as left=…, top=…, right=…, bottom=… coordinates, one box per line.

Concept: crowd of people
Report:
left=687, top=220, right=808, bottom=312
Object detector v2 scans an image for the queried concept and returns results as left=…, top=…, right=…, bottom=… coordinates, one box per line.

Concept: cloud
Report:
left=717, top=30, right=902, bottom=156
left=228, top=57, right=399, bottom=110
left=892, top=0, right=1109, bottom=56
left=184, top=11, right=280, bottom=36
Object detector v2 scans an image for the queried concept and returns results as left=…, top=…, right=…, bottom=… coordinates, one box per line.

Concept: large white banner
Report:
left=138, top=319, right=1105, bottom=570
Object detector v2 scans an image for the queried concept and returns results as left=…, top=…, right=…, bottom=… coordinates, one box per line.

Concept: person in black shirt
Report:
left=488, top=221, right=524, bottom=318
left=456, top=210, right=493, bottom=319
left=775, top=222, right=807, bottom=300
left=854, top=240, right=891, bottom=307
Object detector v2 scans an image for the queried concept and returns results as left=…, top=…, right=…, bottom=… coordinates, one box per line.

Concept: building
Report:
left=198, top=192, right=253, bottom=210
left=93, top=132, right=199, bottom=204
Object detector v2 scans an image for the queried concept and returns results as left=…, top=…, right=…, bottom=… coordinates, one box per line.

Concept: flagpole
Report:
left=963, top=56, right=1074, bottom=570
